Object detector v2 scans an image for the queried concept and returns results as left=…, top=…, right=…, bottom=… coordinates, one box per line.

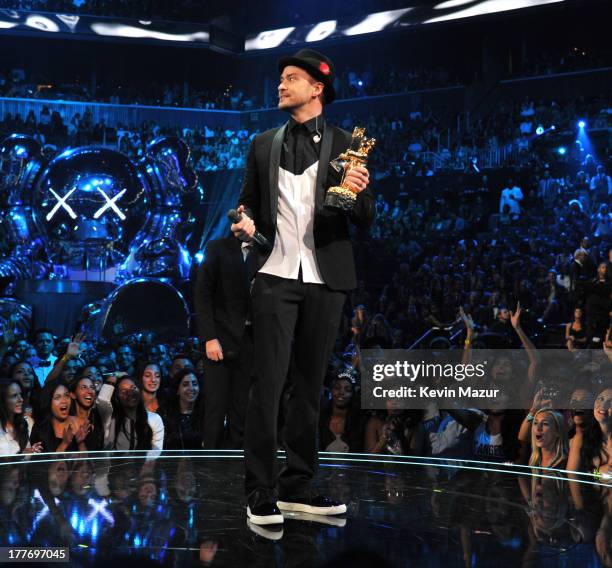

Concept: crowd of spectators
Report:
left=0, top=109, right=256, bottom=172
left=461, top=94, right=611, bottom=155
left=0, top=63, right=460, bottom=112
left=510, top=46, right=611, bottom=78
left=0, top=90, right=610, bottom=187
left=0, top=143, right=611, bottom=465
left=1, top=312, right=610, bottom=466
left=362, top=167, right=611, bottom=345
left=0, top=69, right=253, bottom=111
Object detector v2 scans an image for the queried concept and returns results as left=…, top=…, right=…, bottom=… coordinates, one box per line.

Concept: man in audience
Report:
left=31, top=329, right=57, bottom=387
left=499, top=178, right=523, bottom=222
left=590, top=164, right=612, bottom=206
left=194, top=236, right=254, bottom=450
left=115, top=343, right=136, bottom=377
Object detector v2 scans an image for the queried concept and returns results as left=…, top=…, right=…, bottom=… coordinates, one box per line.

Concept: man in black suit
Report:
left=231, top=49, right=375, bottom=525
left=194, top=236, right=254, bottom=449
left=569, top=248, right=589, bottom=309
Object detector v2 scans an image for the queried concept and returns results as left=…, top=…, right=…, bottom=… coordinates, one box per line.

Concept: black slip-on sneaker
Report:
left=246, top=502, right=284, bottom=525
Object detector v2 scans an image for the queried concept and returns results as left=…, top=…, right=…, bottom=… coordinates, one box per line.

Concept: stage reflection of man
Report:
left=231, top=49, right=375, bottom=525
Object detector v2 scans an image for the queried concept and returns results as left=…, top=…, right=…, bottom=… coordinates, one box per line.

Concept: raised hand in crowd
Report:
left=66, top=333, right=86, bottom=358
left=528, top=388, right=553, bottom=415
left=459, top=306, right=476, bottom=338
left=510, top=302, right=523, bottom=329
left=46, top=333, right=87, bottom=383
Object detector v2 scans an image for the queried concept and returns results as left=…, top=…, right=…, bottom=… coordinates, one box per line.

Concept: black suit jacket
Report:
left=194, top=237, right=251, bottom=357
left=237, top=119, right=375, bottom=291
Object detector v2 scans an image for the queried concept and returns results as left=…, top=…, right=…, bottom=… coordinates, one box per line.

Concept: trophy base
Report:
left=324, top=187, right=356, bottom=212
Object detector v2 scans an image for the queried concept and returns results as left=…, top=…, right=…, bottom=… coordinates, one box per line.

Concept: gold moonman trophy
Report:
left=325, top=127, right=376, bottom=212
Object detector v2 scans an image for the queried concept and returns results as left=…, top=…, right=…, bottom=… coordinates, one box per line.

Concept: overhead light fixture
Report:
left=244, top=26, right=295, bottom=50
left=344, top=8, right=412, bottom=36
left=424, top=0, right=564, bottom=24
left=305, top=20, right=337, bottom=43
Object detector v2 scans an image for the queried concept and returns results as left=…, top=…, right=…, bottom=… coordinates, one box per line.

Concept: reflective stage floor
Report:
left=0, top=451, right=609, bottom=567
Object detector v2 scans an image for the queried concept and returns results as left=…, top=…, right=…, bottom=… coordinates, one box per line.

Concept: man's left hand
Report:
left=344, top=166, right=369, bottom=194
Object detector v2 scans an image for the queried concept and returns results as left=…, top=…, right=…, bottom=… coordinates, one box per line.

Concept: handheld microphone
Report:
left=228, top=208, right=270, bottom=250
left=312, top=115, right=321, bottom=143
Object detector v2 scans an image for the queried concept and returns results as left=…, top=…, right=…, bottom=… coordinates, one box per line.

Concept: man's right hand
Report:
left=206, top=339, right=224, bottom=362
left=230, top=205, right=256, bottom=242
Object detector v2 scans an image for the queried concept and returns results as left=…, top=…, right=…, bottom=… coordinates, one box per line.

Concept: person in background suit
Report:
left=194, top=236, right=253, bottom=449
left=231, top=49, right=375, bottom=525
left=569, top=248, right=589, bottom=309
left=537, top=169, right=557, bottom=208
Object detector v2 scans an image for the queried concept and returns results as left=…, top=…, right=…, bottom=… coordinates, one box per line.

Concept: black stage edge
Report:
left=0, top=451, right=608, bottom=567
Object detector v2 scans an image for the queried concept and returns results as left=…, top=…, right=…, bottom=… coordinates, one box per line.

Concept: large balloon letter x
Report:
left=46, top=187, right=78, bottom=221
left=94, top=188, right=127, bottom=221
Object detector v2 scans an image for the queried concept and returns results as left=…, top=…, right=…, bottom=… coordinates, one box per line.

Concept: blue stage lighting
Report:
left=577, top=120, right=586, bottom=128
left=557, top=147, right=567, bottom=155
left=550, top=125, right=556, bottom=130
left=535, top=125, right=544, bottom=136
left=195, top=252, right=204, bottom=263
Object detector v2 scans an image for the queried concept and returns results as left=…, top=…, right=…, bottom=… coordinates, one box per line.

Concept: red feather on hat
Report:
left=319, top=62, right=330, bottom=75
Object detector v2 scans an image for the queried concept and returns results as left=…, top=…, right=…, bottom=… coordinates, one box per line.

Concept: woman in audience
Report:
left=528, top=409, right=569, bottom=469
left=567, top=387, right=595, bottom=443
left=69, top=376, right=104, bottom=451
left=159, top=368, right=204, bottom=449
left=29, top=380, right=89, bottom=453
left=0, top=380, right=41, bottom=455
left=319, top=374, right=364, bottom=453
left=80, top=366, right=104, bottom=394
left=136, top=362, right=164, bottom=413
left=568, top=386, right=612, bottom=475
left=0, top=353, right=19, bottom=379
left=365, top=401, right=425, bottom=455
left=97, top=375, right=164, bottom=451
left=10, top=360, right=40, bottom=420
left=565, top=307, right=587, bottom=351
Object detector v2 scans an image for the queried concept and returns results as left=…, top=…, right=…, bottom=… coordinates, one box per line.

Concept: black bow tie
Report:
left=38, top=360, right=51, bottom=368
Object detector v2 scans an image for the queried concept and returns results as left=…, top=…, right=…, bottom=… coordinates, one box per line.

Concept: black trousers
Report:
left=244, top=273, right=346, bottom=503
left=202, top=328, right=253, bottom=449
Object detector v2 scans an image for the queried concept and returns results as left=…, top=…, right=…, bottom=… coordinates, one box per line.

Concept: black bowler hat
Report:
left=278, top=49, right=336, bottom=104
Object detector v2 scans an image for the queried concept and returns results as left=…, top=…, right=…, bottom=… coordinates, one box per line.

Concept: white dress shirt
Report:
left=259, top=163, right=325, bottom=284
left=33, top=354, right=58, bottom=388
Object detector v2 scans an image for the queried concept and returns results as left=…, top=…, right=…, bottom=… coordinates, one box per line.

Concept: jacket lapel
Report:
left=315, top=121, right=333, bottom=211
left=268, top=123, right=287, bottom=225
